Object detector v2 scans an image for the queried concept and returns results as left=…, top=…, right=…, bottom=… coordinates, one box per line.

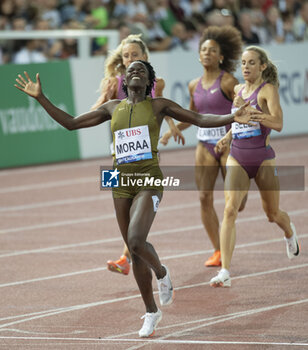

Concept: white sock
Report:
left=285, top=234, right=294, bottom=243
left=220, top=268, right=230, bottom=276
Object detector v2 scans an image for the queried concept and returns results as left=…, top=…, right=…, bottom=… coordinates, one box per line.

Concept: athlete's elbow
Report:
left=275, top=114, right=283, bottom=132
left=66, top=120, right=78, bottom=131
left=275, top=122, right=283, bottom=132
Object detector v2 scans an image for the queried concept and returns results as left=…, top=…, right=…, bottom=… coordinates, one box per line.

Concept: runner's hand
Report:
left=214, top=135, right=231, bottom=154
left=171, top=127, right=185, bottom=145
left=233, top=95, right=245, bottom=107
left=160, top=130, right=172, bottom=145
left=234, top=102, right=261, bottom=125
left=15, top=72, right=42, bottom=99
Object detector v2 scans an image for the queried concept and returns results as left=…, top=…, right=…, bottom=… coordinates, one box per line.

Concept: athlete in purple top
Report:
left=161, top=26, right=247, bottom=267
left=230, top=81, right=275, bottom=178
left=91, top=34, right=184, bottom=276
left=193, top=70, right=232, bottom=161
left=210, top=46, right=300, bottom=288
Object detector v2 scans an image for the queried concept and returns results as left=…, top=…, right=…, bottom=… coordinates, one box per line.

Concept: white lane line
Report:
left=0, top=224, right=204, bottom=258
left=1, top=187, right=307, bottom=235
left=0, top=267, right=107, bottom=288
left=0, top=195, right=110, bottom=213
left=0, top=264, right=307, bottom=329
left=0, top=144, right=306, bottom=178
left=0, top=335, right=307, bottom=347
left=0, top=158, right=107, bottom=177
left=0, top=306, right=79, bottom=322
left=148, top=299, right=308, bottom=348
left=113, top=298, right=308, bottom=340
left=0, top=328, right=86, bottom=335
left=0, top=198, right=209, bottom=235
left=0, top=231, right=307, bottom=288
left=0, top=219, right=308, bottom=288
left=1, top=293, right=308, bottom=347
left=0, top=187, right=263, bottom=213
left=0, top=263, right=308, bottom=324
left=0, top=147, right=306, bottom=192
left=107, top=265, right=308, bottom=341
left=0, top=175, right=306, bottom=213
left=0, top=208, right=307, bottom=259
left=1, top=265, right=307, bottom=349
left=1, top=193, right=208, bottom=213
left=0, top=212, right=116, bottom=235
left=0, top=293, right=142, bottom=329
left=0, top=177, right=97, bottom=194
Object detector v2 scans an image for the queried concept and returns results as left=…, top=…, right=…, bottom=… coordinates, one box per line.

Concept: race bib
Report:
left=232, top=121, right=261, bottom=139
left=231, top=106, right=261, bottom=139
left=114, top=125, right=152, bottom=164
left=197, top=126, right=227, bottom=144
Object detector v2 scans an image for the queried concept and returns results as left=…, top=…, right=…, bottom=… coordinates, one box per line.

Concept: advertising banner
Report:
left=0, top=61, right=80, bottom=168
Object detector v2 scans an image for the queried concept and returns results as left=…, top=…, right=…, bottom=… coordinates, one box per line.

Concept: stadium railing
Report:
left=0, top=29, right=119, bottom=59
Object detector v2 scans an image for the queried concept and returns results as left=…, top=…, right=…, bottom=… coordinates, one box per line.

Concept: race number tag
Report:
left=231, top=121, right=261, bottom=139
left=197, top=126, right=227, bottom=144
left=231, top=106, right=261, bottom=139
left=114, top=125, right=152, bottom=164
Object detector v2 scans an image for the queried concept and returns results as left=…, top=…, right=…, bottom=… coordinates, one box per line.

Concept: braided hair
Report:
left=122, top=60, right=156, bottom=97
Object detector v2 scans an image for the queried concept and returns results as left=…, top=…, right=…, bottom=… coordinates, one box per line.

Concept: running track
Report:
left=0, top=135, right=307, bottom=349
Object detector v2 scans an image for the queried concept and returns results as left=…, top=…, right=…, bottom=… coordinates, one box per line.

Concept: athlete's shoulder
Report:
left=151, top=96, right=172, bottom=116
left=189, top=77, right=200, bottom=87
left=151, top=96, right=172, bottom=108
left=151, top=96, right=168, bottom=104
left=104, top=98, right=122, bottom=108
left=261, top=82, right=277, bottom=91
left=259, top=82, right=279, bottom=100
left=98, top=98, right=122, bottom=116
left=188, top=77, right=200, bottom=94
left=234, top=83, right=244, bottom=95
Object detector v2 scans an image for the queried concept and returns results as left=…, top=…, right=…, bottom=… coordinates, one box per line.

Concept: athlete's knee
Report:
left=223, top=202, right=238, bottom=221
left=130, top=251, right=140, bottom=263
left=199, top=192, right=214, bottom=209
left=127, top=235, right=144, bottom=256
left=265, top=209, right=279, bottom=223
left=239, top=194, right=248, bottom=212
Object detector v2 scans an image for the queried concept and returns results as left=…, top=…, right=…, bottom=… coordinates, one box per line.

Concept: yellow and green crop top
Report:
left=111, top=97, right=160, bottom=165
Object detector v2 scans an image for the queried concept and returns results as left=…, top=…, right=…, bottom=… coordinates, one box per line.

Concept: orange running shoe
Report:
left=204, top=250, right=221, bottom=267
left=107, top=255, right=130, bottom=275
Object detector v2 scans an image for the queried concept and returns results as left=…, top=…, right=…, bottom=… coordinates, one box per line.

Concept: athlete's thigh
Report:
left=113, top=197, right=133, bottom=244
left=128, top=190, right=162, bottom=242
left=219, top=144, right=231, bottom=180
left=195, top=143, right=220, bottom=191
left=224, top=155, right=250, bottom=208
left=255, top=158, right=280, bottom=212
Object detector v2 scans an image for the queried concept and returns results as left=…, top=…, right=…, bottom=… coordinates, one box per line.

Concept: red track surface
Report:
left=0, top=135, right=307, bottom=349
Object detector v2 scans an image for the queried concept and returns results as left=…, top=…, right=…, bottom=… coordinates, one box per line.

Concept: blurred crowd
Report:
left=0, top=0, right=308, bottom=64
